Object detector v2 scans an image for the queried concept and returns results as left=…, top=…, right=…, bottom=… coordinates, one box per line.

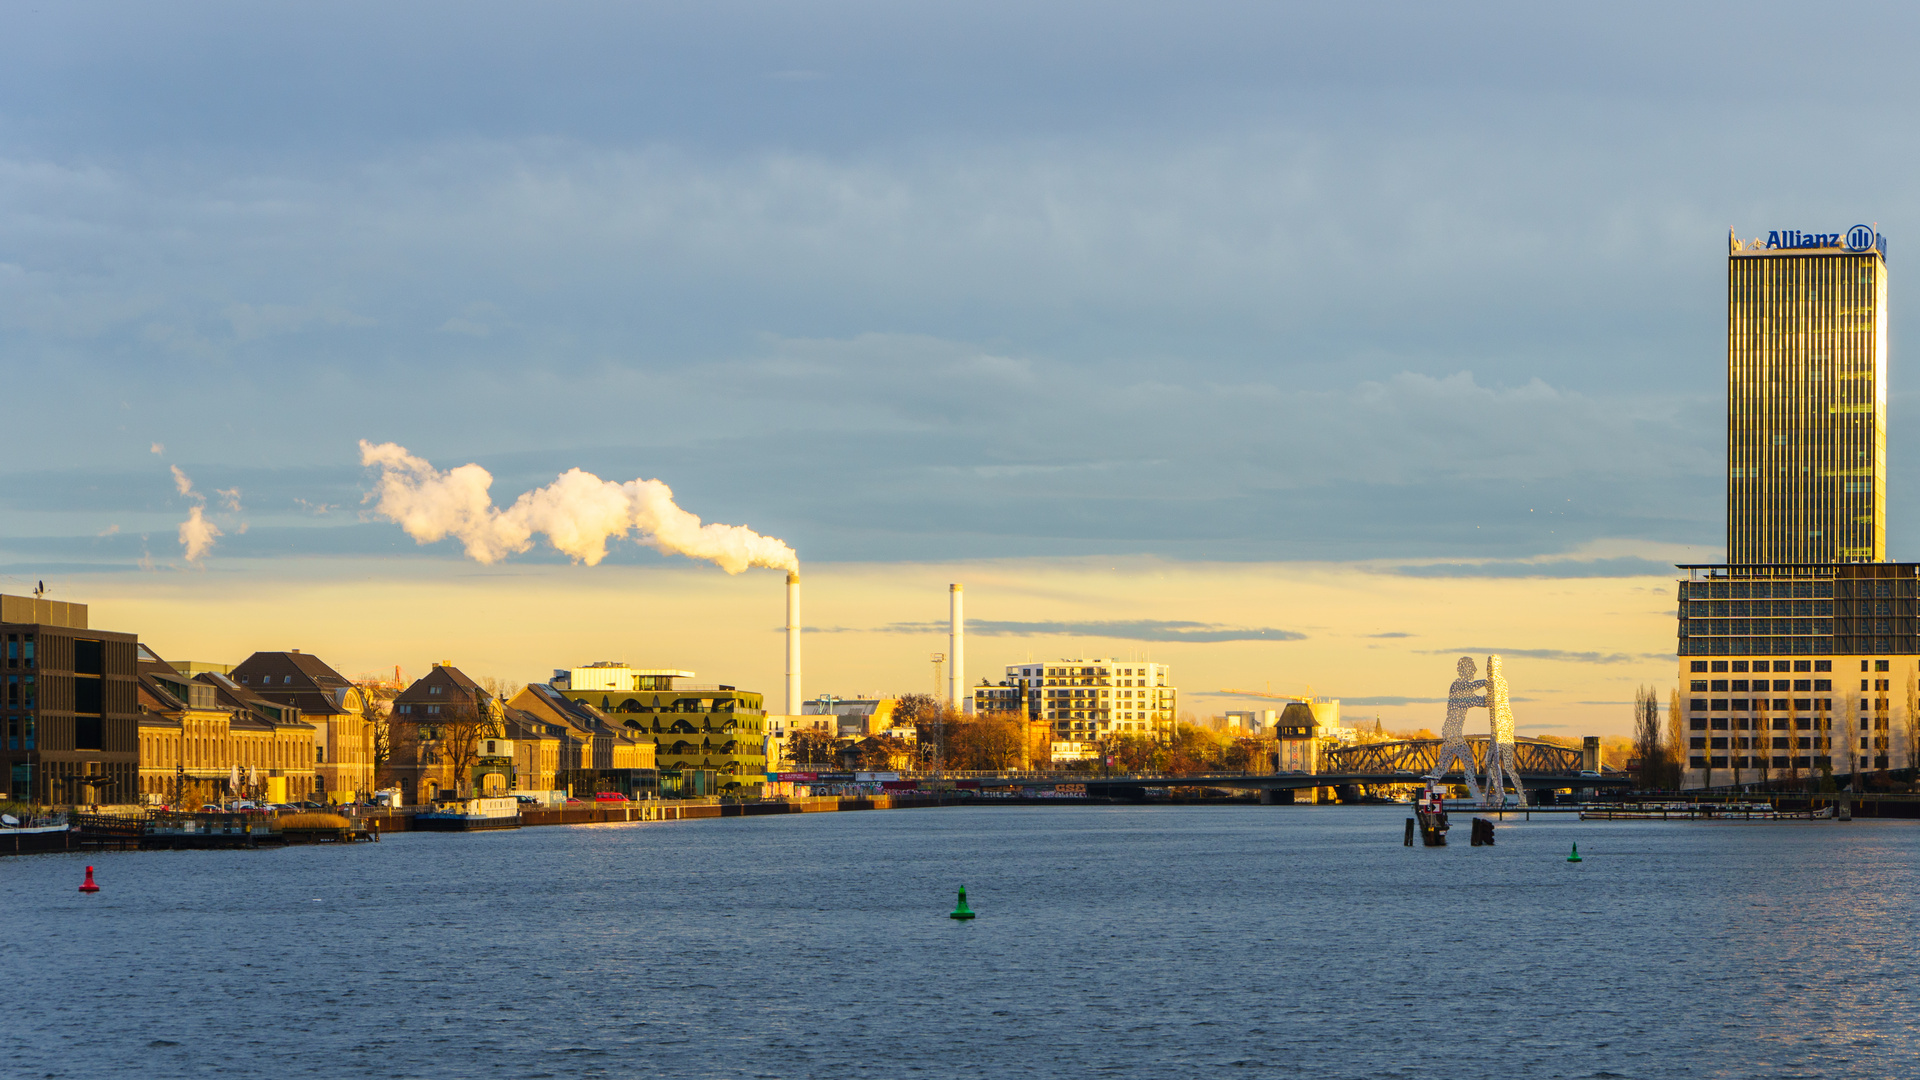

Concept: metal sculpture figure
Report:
left=1428, top=656, right=1486, bottom=802
left=1481, top=654, right=1527, bottom=807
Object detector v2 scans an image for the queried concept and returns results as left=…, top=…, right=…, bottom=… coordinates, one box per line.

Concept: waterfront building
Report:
left=1678, top=226, right=1910, bottom=787
left=390, top=663, right=514, bottom=802
left=230, top=650, right=375, bottom=802
left=978, top=659, right=1175, bottom=758
left=543, top=663, right=764, bottom=796
left=508, top=681, right=656, bottom=797
left=1, top=594, right=140, bottom=805
left=134, top=649, right=319, bottom=804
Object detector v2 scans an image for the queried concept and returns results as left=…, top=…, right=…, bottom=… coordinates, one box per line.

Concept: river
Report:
left=5, top=804, right=1916, bottom=1078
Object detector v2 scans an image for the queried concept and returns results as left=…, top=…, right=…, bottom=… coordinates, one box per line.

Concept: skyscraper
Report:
left=1727, top=225, right=1888, bottom=563
left=1672, top=225, right=1905, bottom=790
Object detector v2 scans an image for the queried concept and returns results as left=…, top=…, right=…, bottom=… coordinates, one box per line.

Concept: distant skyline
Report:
left=6, top=2, right=1920, bottom=733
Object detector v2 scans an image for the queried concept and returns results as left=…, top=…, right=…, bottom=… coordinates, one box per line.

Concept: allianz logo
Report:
left=1764, top=225, right=1877, bottom=252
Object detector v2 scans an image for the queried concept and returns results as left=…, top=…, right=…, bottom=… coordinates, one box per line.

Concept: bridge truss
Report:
left=1324, top=736, right=1585, bottom=778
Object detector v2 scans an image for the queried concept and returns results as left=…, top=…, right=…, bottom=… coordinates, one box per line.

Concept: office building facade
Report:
left=1726, top=226, right=1888, bottom=563
left=1679, top=226, right=1907, bottom=785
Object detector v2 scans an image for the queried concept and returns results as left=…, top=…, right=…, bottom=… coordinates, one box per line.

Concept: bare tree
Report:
left=1904, top=667, right=1920, bottom=776
left=1634, top=686, right=1665, bottom=791
left=477, top=675, right=524, bottom=703
left=436, top=701, right=499, bottom=799
left=1666, top=688, right=1686, bottom=791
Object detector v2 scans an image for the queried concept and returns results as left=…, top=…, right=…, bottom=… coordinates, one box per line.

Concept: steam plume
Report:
left=170, top=466, right=222, bottom=561
left=359, top=441, right=800, bottom=574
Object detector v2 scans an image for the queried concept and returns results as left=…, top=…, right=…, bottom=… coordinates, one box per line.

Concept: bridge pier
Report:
left=1258, top=789, right=1294, bottom=806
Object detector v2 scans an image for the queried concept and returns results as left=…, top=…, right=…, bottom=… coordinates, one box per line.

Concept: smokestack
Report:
left=949, top=583, right=964, bottom=709
left=786, top=572, right=802, bottom=715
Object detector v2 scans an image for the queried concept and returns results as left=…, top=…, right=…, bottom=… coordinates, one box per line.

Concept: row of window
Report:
left=1679, top=639, right=1844, bottom=656
left=1690, top=698, right=1832, bottom=712
left=1684, top=619, right=1831, bottom=635
left=1691, top=736, right=1829, bottom=750
left=5, top=712, right=35, bottom=751
left=1682, top=581, right=1838, bottom=599
left=1688, top=756, right=1831, bottom=770
left=1683, top=601, right=1836, bottom=617
left=1691, top=679, right=1829, bottom=692
left=1692, top=659, right=1834, bottom=673
left=1691, top=715, right=1827, bottom=730
left=4, top=674, right=34, bottom=708
left=3, top=634, right=34, bottom=669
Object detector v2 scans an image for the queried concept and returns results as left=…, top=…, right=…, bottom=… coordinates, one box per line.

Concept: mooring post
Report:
left=1404, top=818, right=1415, bottom=846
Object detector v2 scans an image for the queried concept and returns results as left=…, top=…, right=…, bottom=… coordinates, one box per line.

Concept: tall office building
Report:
left=1674, top=225, right=1907, bottom=789
left=1727, top=226, right=1888, bottom=563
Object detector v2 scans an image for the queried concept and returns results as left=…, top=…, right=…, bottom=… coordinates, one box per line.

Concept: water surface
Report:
left=5, top=805, right=1916, bottom=1079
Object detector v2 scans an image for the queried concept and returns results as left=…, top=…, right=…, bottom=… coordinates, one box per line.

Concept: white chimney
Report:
left=786, top=571, right=802, bottom=715
left=949, top=583, right=964, bottom=709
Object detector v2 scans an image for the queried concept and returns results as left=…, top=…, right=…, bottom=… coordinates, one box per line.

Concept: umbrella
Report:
left=229, top=764, right=240, bottom=793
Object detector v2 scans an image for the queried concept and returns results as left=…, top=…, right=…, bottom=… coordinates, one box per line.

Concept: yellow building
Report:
left=136, top=646, right=317, bottom=805
left=231, top=650, right=376, bottom=802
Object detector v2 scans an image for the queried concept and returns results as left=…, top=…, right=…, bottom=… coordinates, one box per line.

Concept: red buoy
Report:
left=78, top=866, right=99, bottom=894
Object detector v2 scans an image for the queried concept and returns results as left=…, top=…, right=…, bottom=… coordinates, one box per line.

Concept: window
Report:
left=1712, top=661, right=1729, bottom=672
left=1876, top=660, right=1890, bottom=672
left=1692, top=661, right=1709, bottom=672
left=1710, top=680, right=1728, bottom=692
left=1814, top=660, right=1831, bottom=672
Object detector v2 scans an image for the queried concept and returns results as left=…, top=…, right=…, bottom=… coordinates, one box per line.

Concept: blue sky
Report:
left=3, top=2, right=1918, bottom=580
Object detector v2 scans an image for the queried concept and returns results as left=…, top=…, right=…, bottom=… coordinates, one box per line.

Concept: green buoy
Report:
left=1567, top=842, right=1582, bottom=863
left=949, top=885, right=976, bottom=920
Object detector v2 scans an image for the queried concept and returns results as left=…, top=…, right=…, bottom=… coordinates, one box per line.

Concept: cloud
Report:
left=96, top=524, right=119, bottom=537
left=149, top=443, right=163, bottom=455
left=359, top=440, right=799, bottom=573
left=170, top=465, right=194, bottom=497
left=1423, top=647, right=1665, bottom=665
left=178, top=505, right=221, bottom=562
left=819, top=618, right=1305, bottom=643
left=214, top=487, right=241, bottom=512
left=1366, top=632, right=1414, bottom=638
left=1335, top=696, right=1448, bottom=706
left=1389, top=557, right=1677, bottom=579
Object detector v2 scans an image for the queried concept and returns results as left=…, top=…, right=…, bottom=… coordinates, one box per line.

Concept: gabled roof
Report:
left=195, top=670, right=313, bottom=730
left=231, top=650, right=357, bottom=716
left=395, top=663, right=490, bottom=708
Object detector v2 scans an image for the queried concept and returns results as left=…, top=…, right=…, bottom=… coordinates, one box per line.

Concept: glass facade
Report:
left=1727, top=239, right=1887, bottom=563
left=1676, top=562, right=1920, bottom=656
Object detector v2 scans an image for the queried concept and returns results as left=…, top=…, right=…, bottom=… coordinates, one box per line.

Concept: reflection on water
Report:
left=5, top=806, right=1917, bottom=1079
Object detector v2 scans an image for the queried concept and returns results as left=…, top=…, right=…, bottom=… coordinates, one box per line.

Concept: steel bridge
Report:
left=1323, top=736, right=1587, bottom=778
left=1002, top=736, right=1624, bottom=799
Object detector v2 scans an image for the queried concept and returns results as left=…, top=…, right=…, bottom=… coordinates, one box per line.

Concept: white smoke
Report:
left=179, top=505, right=223, bottom=562
left=170, top=466, right=223, bottom=561
left=358, top=440, right=800, bottom=574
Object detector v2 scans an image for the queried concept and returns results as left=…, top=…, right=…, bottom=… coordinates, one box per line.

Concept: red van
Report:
left=593, top=792, right=630, bottom=803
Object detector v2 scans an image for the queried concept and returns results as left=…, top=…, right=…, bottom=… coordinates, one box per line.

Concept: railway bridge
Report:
left=1047, top=736, right=1626, bottom=802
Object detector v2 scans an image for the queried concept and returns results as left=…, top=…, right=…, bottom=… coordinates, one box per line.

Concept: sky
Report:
left=5, top=1, right=1920, bottom=735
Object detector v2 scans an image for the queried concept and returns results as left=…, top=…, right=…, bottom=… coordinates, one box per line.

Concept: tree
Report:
left=1633, top=685, right=1665, bottom=791
left=789, top=730, right=838, bottom=767
left=436, top=700, right=499, bottom=799
left=1905, top=668, right=1920, bottom=775
left=1666, top=688, right=1686, bottom=790
left=354, top=676, right=400, bottom=790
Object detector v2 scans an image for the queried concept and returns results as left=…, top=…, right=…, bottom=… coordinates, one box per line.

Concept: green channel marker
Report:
left=950, top=885, right=977, bottom=920
left=1567, top=842, right=1582, bottom=863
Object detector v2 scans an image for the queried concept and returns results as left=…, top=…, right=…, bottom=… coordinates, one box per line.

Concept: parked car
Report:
left=593, top=792, right=630, bottom=803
